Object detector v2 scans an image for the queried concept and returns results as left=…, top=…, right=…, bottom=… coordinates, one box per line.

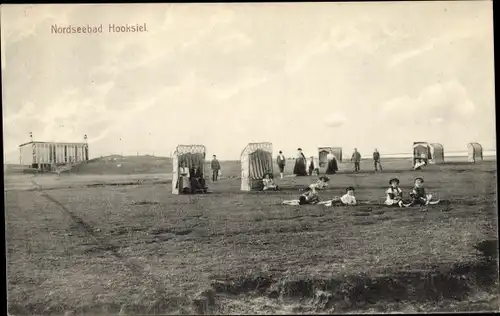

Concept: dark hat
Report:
left=414, top=177, right=424, bottom=183
left=279, top=150, right=282, bottom=154
left=389, top=178, right=400, bottom=184
left=298, top=148, right=302, bottom=151
left=346, top=186, right=355, bottom=192
left=319, top=176, right=330, bottom=182
left=299, top=196, right=307, bottom=205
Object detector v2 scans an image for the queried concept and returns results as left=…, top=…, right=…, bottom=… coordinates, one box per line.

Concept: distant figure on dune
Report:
left=293, top=148, right=308, bottom=176
left=325, top=151, right=338, bottom=175
left=211, top=155, right=221, bottom=182
left=276, top=150, right=286, bottom=179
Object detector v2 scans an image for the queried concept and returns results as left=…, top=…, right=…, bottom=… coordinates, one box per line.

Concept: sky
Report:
left=1, top=2, right=496, bottom=162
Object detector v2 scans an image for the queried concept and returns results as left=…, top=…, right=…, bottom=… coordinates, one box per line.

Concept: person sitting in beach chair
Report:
left=262, top=173, right=280, bottom=191
left=413, top=158, right=427, bottom=170
left=319, top=186, right=357, bottom=207
left=179, top=162, right=192, bottom=193
left=189, top=164, right=208, bottom=193
left=403, top=177, right=440, bottom=207
left=384, top=178, right=404, bottom=207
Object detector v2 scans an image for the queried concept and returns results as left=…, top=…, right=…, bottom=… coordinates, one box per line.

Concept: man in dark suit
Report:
left=351, top=148, right=361, bottom=173
left=373, top=148, right=383, bottom=172
left=190, top=164, right=207, bottom=193
left=211, top=155, right=221, bottom=182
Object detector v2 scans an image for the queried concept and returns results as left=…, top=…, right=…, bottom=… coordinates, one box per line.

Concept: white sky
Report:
left=1, top=2, right=496, bottom=162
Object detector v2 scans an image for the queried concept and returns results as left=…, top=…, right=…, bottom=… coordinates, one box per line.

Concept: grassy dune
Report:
left=4, top=159, right=499, bottom=315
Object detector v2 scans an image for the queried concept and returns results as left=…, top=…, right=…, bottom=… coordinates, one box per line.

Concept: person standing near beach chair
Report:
left=351, top=148, right=361, bottom=173
left=277, top=150, right=286, bottom=179
left=373, top=148, right=383, bottom=172
left=211, top=155, right=221, bottom=182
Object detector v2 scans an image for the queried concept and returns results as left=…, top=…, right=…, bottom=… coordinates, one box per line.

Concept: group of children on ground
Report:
left=384, top=177, right=438, bottom=207
left=279, top=175, right=439, bottom=207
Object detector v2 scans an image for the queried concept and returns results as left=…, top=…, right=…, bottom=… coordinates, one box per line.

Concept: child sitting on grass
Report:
left=281, top=185, right=321, bottom=206
left=281, top=176, right=329, bottom=206
left=262, top=173, right=279, bottom=191
left=384, top=178, right=404, bottom=207
left=319, top=186, right=357, bottom=207
left=403, top=177, right=440, bottom=207
left=303, top=176, right=329, bottom=191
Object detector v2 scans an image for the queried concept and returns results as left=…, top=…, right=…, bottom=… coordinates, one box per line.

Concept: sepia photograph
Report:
left=2, top=2, right=498, bottom=315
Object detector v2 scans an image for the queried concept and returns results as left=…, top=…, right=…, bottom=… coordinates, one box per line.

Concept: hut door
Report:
left=319, top=150, right=328, bottom=167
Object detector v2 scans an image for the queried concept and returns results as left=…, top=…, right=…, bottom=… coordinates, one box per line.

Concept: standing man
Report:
left=211, top=155, right=221, bottom=182
left=351, top=148, right=361, bottom=173
left=373, top=148, right=383, bottom=172
left=277, top=150, right=286, bottom=179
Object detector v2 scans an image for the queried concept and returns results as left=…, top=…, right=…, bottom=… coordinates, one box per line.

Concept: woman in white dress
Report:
left=179, top=162, right=191, bottom=193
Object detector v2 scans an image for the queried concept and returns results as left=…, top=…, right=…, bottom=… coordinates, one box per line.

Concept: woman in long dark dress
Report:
left=293, top=148, right=308, bottom=176
left=326, top=152, right=338, bottom=174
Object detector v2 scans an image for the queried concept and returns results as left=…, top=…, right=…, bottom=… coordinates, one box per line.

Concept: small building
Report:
left=318, top=147, right=342, bottom=166
left=467, top=142, right=483, bottom=163
left=19, top=141, right=89, bottom=170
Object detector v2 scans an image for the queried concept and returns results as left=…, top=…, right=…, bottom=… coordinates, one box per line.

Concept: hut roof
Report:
left=429, top=143, right=444, bottom=150
left=241, top=142, right=273, bottom=157
left=174, top=145, right=206, bottom=155
left=468, top=142, right=482, bottom=150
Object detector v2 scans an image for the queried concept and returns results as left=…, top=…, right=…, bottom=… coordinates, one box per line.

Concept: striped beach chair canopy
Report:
left=241, top=142, right=273, bottom=191
left=174, top=145, right=206, bottom=169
